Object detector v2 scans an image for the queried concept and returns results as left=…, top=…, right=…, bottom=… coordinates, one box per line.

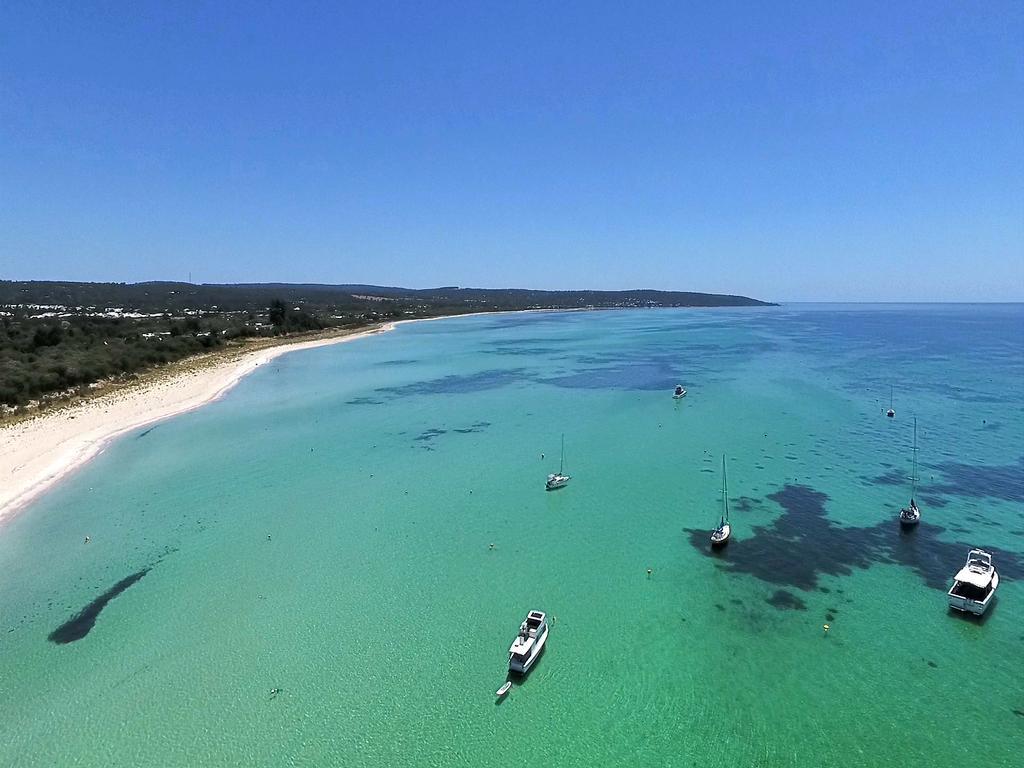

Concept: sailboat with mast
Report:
left=545, top=434, right=571, bottom=491
left=899, top=418, right=921, bottom=526
left=710, top=454, right=732, bottom=547
left=886, top=385, right=896, bottom=418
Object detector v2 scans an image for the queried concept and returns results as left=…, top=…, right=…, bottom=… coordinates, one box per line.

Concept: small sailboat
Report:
left=545, top=434, right=570, bottom=490
left=886, top=384, right=896, bottom=418
left=710, top=454, right=732, bottom=548
left=899, top=418, right=921, bottom=526
left=672, top=384, right=687, bottom=399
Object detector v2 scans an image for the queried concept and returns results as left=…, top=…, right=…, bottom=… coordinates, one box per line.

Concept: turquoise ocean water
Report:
left=1, top=305, right=1022, bottom=767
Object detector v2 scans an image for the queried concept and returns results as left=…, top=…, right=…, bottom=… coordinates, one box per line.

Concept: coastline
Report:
left=0, top=322, right=397, bottom=524
left=0, top=306, right=599, bottom=524
left=0, top=308, right=558, bottom=525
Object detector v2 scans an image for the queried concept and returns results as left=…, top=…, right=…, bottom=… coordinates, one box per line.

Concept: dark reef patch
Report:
left=136, top=426, right=157, bottom=439
left=926, top=456, right=1024, bottom=503
left=482, top=342, right=563, bottom=357
left=376, top=368, right=528, bottom=397
left=49, top=569, right=151, bottom=644
left=346, top=396, right=385, bottom=406
left=375, top=358, right=418, bottom=367
left=865, top=456, right=1024, bottom=504
left=684, top=483, right=1024, bottom=599
left=414, top=428, right=447, bottom=443
left=767, top=590, right=807, bottom=610
left=541, top=360, right=683, bottom=392
left=732, top=496, right=763, bottom=513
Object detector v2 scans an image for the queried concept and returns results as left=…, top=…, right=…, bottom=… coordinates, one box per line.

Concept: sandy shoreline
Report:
left=0, top=307, right=582, bottom=524
left=0, top=322, right=401, bottom=524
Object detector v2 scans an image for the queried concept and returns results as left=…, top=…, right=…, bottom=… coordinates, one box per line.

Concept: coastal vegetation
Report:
left=0, top=280, right=773, bottom=410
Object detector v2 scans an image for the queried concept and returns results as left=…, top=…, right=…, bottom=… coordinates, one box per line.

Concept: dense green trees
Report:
left=0, top=313, right=229, bottom=408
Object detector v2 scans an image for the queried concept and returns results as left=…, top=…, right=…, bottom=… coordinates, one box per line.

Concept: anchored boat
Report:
left=886, top=384, right=896, bottom=418
left=672, top=384, right=687, bottom=399
left=710, top=454, right=732, bottom=548
left=509, top=610, right=549, bottom=674
left=899, top=418, right=921, bottom=526
left=948, top=549, right=999, bottom=615
left=545, top=434, right=570, bottom=491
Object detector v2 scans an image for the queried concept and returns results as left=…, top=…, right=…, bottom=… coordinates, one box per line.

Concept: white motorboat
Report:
left=710, top=454, right=732, bottom=547
left=899, top=418, right=921, bottom=526
left=886, top=384, right=896, bottom=418
left=947, top=549, right=999, bottom=615
left=672, top=384, right=687, bottom=399
left=508, top=610, right=549, bottom=674
left=545, top=434, right=570, bottom=491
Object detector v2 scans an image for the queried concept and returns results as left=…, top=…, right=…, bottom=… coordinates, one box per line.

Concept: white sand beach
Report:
left=0, top=323, right=396, bottom=524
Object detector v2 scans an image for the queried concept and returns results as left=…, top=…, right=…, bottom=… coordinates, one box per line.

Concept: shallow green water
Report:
left=1, top=305, right=1022, bottom=766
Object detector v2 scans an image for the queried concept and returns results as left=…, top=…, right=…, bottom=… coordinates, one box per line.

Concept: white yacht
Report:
left=546, top=434, right=570, bottom=491
left=672, top=384, right=687, bottom=399
left=899, top=418, right=921, bottom=527
left=948, top=549, right=999, bottom=615
left=710, top=454, right=732, bottom=548
left=508, top=610, right=549, bottom=674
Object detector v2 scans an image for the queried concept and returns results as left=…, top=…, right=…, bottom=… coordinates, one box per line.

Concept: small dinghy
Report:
left=672, top=384, right=687, bottom=399
left=496, top=681, right=512, bottom=697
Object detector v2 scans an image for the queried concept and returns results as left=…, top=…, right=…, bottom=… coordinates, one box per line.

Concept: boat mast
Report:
left=890, top=384, right=894, bottom=410
left=559, top=433, right=565, bottom=475
left=722, top=454, right=730, bottom=524
left=911, top=418, right=918, bottom=498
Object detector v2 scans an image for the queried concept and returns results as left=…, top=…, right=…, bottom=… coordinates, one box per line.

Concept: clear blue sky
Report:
left=1, top=2, right=1022, bottom=301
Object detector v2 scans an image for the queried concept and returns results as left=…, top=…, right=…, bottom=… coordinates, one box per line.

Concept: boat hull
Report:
left=710, top=523, right=731, bottom=548
left=509, top=626, right=548, bottom=675
left=899, top=509, right=920, bottom=526
left=948, top=572, right=999, bottom=615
